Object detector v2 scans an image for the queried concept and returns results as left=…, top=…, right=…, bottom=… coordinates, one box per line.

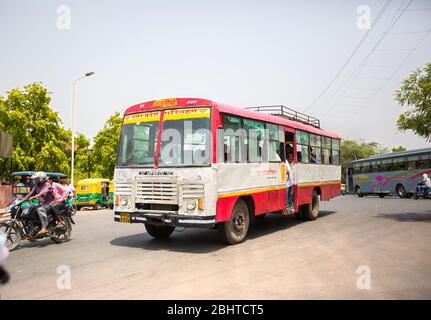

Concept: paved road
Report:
left=1, top=196, right=431, bottom=299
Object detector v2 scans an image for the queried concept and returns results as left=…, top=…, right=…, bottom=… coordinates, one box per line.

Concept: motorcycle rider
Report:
left=45, top=175, right=70, bottom=223
left=21, top=171, right=55, bottom=236
left=418, top=173, right=431, bottom=194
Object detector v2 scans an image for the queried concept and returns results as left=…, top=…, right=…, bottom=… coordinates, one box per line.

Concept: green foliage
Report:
left=67, top=131, right=91, bottom=182
left=90, top=112, right=122, bottom=180
left=395, top=63, right=431, bottom=141
left=0, top=82, right=90, bottom=183
left=0, top=83, right=68, bottom=181
left=340, top=138, right=388, bottom=182
left=392, top=146, right=407, bottom=153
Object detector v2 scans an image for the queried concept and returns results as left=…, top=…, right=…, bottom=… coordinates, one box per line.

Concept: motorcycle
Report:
left=413, top=183, right=431, bottom=200
left=0, top=199, right=75, bottom=251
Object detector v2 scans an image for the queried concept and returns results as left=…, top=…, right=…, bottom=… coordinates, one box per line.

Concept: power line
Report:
left=334, top=26, right=431, bottom=130
left=303, top=0, right=393, bottom=113
left=314, top=0, right=413, bottom=117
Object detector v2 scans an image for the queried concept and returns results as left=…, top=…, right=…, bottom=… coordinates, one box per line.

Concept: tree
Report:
left=392, top=146, right=407, bottom=153
left=0, top=83, right=70, bottom=181
left=90, top=112, right=122, bottom=180
left=395, top=63, right=431, bottom=141
left=340, top=138, right=388, bottom=182
left=0, top=82, right=91, bottom=183
left=66, top=131, right=91, bottom=182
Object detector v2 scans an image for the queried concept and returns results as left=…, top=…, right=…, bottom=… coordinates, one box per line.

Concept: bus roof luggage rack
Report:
left=246, top=105, right=320, bottom=128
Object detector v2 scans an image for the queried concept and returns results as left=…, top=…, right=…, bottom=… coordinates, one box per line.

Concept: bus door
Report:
left=285, top=131, right=294, bottom=161
left=282, top=130, right=295, bottom=209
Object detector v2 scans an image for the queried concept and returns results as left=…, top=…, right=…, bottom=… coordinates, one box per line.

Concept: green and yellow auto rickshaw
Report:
left=75, top=178, right=111, bottom=210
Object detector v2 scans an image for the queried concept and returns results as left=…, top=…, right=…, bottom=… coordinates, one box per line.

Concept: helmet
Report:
left=31, top=171, right=47, bottom=181
left=423, top=174, right=428, bottom=179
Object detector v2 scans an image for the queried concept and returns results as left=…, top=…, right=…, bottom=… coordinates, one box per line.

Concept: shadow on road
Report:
left=110, top=210, right=337, bottom=254
left=13, top=238, right=58, bottom=250
left=375, top=211, right=431, bottom=223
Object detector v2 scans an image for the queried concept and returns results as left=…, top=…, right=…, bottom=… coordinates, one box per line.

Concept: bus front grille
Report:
left=115, top=183, right=132, bottom=196
left=135, top=177, right=178, bottom=204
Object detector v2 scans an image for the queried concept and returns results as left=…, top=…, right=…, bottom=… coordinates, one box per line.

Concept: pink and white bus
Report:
left=114, top=98, right=341, bottom=244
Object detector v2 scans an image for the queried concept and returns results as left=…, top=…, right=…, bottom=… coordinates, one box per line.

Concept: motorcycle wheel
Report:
left=0, top=222, right=21, bottom=251
left=50, top=217, right=72, bottom=244
left=71, top=204, right=77, bottom=216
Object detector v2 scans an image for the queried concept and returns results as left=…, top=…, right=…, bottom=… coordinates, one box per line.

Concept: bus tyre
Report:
left=145, top=224, right=175, bottom=238
left=354, top=186, right=362, bottom=197
left=396, top=184, right=407, bottom=198
left=378, top=193, right=385, bottom=198
left=217, top=199, right=250, bottom=245
left=302, top=191, right=320, bottom=221
left=294, top=209, right=304, bottom=221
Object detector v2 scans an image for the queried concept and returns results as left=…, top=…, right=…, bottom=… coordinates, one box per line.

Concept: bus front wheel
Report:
left=355, top=186, right=363, bottom=198
left=217, top=199, right=250, bottom=245
left=145, top=224, right=175, bottom=238
left=301, top=191, right=320, bottom=221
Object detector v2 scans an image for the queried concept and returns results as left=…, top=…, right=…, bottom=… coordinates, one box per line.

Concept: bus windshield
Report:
left=116, top=108, right=211, bottom=167
left=116, top=111, right=160, bottom=167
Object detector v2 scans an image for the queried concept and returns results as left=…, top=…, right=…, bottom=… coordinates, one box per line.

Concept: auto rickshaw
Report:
left=11, top=171, right=68, bottom=199
left=75, top=178, right=111, bottom=210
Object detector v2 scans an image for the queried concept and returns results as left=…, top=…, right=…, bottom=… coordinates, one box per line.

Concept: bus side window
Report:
left=268, top=123, right=283, bottom=162
left=222, top=114, right=244, bottom=163
left=295, top=130, right=309, bottom=163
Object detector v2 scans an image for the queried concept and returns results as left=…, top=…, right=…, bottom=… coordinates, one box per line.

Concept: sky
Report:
left=0, top=0, right=430, bottom=149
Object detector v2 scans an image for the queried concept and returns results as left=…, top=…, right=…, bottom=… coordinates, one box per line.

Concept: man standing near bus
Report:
left=286, top=153, right=296, bottom=212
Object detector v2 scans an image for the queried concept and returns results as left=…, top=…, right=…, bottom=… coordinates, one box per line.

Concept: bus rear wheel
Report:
left=301, top=191, right=320, bottom=221
left=355, top=186, right=363, bottom=198
left=217, top=199, right=250, bottom=245
left=145, top=224, right=175, bottom=239
left=396, top=184, right=407, bottom=198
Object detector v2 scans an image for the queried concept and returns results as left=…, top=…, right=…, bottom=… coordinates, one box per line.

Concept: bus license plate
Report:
left=120, top=213, right=131, bottom=223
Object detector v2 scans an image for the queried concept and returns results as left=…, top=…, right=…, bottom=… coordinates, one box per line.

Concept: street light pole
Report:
left=71, top=72, right=95, bottom=186
left=87, top=147, right=93, bottom=178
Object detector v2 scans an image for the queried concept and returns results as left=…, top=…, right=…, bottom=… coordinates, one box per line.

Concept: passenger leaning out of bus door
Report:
left=286, top=153, right=296, bottom=213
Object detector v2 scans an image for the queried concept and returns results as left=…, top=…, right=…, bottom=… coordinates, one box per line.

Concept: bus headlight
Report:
left=120, top=197, right=129, bottom=207
left=186, top=199, right=196, bottom=211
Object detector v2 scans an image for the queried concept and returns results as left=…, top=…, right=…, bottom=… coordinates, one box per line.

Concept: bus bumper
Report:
left=114, top=212, right=216, bottom=228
